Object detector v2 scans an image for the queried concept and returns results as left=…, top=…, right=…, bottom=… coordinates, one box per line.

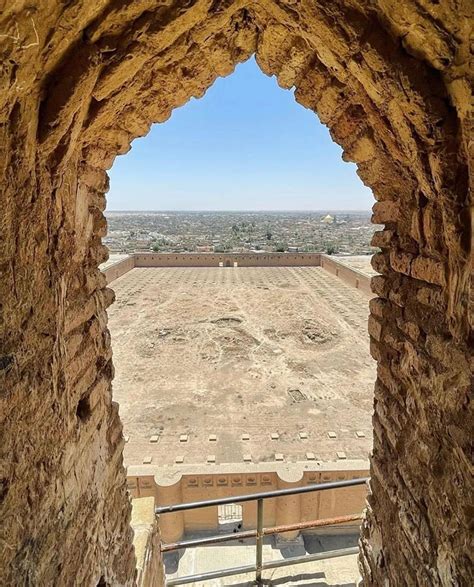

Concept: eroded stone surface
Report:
left=0, top=2, right=471, bottom=586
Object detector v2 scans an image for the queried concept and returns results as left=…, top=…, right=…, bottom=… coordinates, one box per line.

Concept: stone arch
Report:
left=0, top=2, right=471, bottom=586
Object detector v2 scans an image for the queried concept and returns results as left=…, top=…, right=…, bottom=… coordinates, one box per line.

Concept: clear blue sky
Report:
left=108, top=57, right=372, bottom=211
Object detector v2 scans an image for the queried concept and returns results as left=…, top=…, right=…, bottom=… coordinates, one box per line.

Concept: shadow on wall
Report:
left=163, top=551, right=183, bottom=575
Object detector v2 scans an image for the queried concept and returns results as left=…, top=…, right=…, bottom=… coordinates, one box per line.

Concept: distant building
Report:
left=320, top=214, right=334, bottom=224
left=132, top=239, right=151, bottom=250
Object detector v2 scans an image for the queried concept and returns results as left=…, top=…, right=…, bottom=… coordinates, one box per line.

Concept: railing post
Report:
left=256, top=498, right=264, bottom=585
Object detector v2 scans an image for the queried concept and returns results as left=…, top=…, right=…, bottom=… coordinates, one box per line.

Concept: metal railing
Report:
left=156, top=476, right=369, bottom=586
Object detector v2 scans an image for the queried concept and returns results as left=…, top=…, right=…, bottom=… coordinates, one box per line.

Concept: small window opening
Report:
left=218, top=503, right=243, bottom=534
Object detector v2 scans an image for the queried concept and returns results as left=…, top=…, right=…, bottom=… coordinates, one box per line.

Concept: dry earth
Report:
left=109, top=267, right=375, bottom=468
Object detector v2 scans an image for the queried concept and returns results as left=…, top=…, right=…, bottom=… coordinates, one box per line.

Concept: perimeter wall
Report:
left=103, top=253, right=373, bottom=297
left=103, top=255, right=136, bottom=284
left=127, top=465, right=369, bottom=543
left=134, top=252, right=321, bottom=267
left=320, top=256, right=374, bottom=297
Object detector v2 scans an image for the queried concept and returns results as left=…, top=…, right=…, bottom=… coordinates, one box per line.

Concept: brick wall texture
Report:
left=0, top=1, right=471, bottom=585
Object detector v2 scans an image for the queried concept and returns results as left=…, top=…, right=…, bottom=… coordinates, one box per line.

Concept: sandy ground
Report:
left=333, top=255, right=376, bottom=277
left=108, top=267, right=375, bottom=467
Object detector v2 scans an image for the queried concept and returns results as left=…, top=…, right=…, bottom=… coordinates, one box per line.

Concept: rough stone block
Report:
left=371, top=229, right=395, bottom=248
left=371, top=252, right=390, bottom=274
left=390, top=250, right=414, bottom=275
left=372, top=201, right=399, bottom=224
left=368, top=315, right=383, bottom=342
left=411, top=256, right=445, bottom=286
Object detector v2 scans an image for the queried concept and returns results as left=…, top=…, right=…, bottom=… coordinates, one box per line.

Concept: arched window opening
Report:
left=102, top=57, right=377, bottom=585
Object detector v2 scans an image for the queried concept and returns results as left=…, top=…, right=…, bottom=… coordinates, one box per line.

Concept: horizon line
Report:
left=105, top=209, right=373, bottom=213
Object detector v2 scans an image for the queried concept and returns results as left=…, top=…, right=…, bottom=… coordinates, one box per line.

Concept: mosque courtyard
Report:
left=108, top=265, right=375, bottom=469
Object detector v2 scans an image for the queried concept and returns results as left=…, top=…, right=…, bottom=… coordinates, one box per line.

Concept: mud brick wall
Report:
left=0, top=2, right=471, bottom=585
left=133, top=252, right=321, bottom=267
left=131, top=497, right=164, bottom=587
left=103, top=255, right=136, bottom=284
left=320, top=255, right=373, bottom=297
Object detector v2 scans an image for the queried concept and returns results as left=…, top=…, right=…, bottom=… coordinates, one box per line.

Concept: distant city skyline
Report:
left=108, top=57, right=373, bottom=212
left=106, top=209, right=372, bottom=213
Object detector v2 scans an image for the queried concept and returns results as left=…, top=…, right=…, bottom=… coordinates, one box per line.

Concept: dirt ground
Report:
left=108, top=266, right=375, bottom=467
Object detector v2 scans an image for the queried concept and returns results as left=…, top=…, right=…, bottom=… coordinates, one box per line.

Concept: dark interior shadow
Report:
left=303, top=533, right=359, bottom=555
left=277, top=542, right=307, bottom=559
left=163, top=549, right=185, bottom=575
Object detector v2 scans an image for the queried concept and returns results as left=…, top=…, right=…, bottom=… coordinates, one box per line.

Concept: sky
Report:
left=108, top=57, right=373, bottom=211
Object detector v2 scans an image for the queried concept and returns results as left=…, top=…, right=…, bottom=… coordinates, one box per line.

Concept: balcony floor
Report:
left=164, top=532, right=360, bottom=586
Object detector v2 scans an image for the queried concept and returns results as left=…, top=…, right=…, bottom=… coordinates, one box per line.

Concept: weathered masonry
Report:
left=0, top=2, right=472, bottom=586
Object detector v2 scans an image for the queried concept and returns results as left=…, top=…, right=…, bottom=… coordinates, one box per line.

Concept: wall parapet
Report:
left=102, top=255, right=135, bottom=284
left=127, top=462, right=369, bottom=543
left=102, top=253, right=374, bottom=299
left=131, top=497, right=165, bottom=587
left=133, top=252, right=321, bottom=267
left=320, top=255, right=373, bottom=297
